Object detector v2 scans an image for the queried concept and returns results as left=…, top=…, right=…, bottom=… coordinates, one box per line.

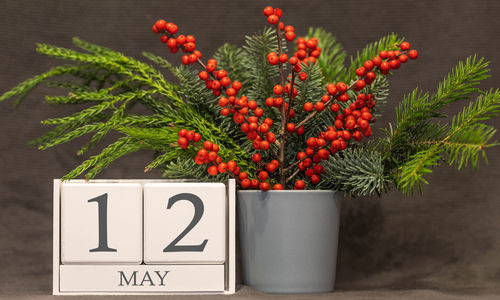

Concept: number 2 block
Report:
left=143, top=183, right=226, bottom=264
left=60, top=183, right=142, bottom=264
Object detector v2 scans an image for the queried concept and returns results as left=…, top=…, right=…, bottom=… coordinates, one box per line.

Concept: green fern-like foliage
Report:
left=1, top=28, right=498, bottom=196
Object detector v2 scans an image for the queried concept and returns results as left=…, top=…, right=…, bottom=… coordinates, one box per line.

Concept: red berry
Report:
left=263, top=6, right=274, bottom=16
left=252, top=153, right=262, bottom=163
left=408, top=50, right=418, bottom=59
left=185, top=130, right=195, bottom=141
left=389, top=59, right=400, bottom=69
left=268, top=54, right=279, bottom=65
left=155, top=19, right=166, bottom=30
left=176, top=35, right=186, bottom=44
left=296, top=126, right=305, bottom=135
left=232, top=81, right=242, bottom=91
left=152, top=25, right=159, bottom=33
left=218, top=163, right=228, bottom=173
left=251, top=179, right=260, bottom=188
left=203, top=140, right=213, bottom=151
left=366, top=71, right=376, bottom=81
left=314, top=102, right=325, bottom=111
left=287, top=123, right=296, bottom=133
left=294, top=180, right=305, bottom=190
left=307, top=137, right=317, bottom=148
left=306, top=39, right=318, bottom=49
left=194, top=133, right=202, bottom=142
left=372, top=56, right=382, bottom=66
left=208, top=165, right=218, bottom=176
left=266, top=163, right=277, bottom=173
left=273, top=84, right=283, bottom=95
left=268, top=14, right=279, bottom=24
left=273, top=183, right=284, bottom=190
left=400, top=41, right=411, bottom=51
left=338, top=93, right=349, bottom=102
left=181, top=55, right=190, bottom=65
left=355, top=79, right=366, bottom=90
left=311, top=174, right=321, bottom=184
left=299, top=72, right=308, bottom=81
left=355, top=67, right=366, bottom=77
left=254, top=107, right=264, bottom=117
left=199, top=71, right=209, bottom=81
left=206, top=62, right=216, bottom=73
left=380, top=61, right=391, bottom=74
left=330, top=103, right=340, bottom=113
left=364, top=60, right=374, bottom=71
left=241, top=178, right=251, bottom=189
left=220, top=76, right=231, bottom=87
left=274, top=8, right=283, bottom=17
left=184, top=42, right=196, bottom=52
left=336, top=82, right=347, bottom=93
left=279, top=53, right=289, bottom=63
left=258, top=171, right=269, bottom=181
left=167, top=23, right=178, bottom=34
left=285, top=31, right=296, bottom=41
left=265, top=97, right=274, bottom=107
left=304, top=102, right=313, bottom=112
left=326, top=83, right=337, bottom=95
left=177, top=137, right=188, bottom=149
left=260, top=140, right=270, bottom=150
left=288, top=56, right=299, bottom=65
left=178, top=129, right=187, bottom=137
left=399, top=54, right=409, bottom=63
left=259, top=182, right=270, bottom=191
left=226, top=88, right=237, bottom=96
left=186, top=35, right=195, bottom=43
left=379, top=51, right=388, bottom=59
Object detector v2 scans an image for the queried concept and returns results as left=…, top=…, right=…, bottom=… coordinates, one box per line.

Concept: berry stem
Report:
left=275, top=23, right=288, bottom=186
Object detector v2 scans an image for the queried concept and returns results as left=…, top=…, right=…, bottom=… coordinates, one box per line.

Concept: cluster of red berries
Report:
left=155, top=6, right=419, bottom=191
left=153, top=19, right=201, bottom=65
left=178, top=129, right=241, bottom=176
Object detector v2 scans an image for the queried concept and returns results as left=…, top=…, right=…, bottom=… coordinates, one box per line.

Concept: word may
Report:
left=118, top=270, right=169, bottom=286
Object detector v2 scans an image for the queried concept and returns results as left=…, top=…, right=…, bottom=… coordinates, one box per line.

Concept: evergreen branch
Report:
left=162, top=157, right=229, bottom=182
left=61, top=137, right=141, bottom=180
left=323, top=147, right=389, bottom=196
left=306, top=27, right=346, bottom=82
left=41, top=102, right=112, bottom=125
left=142, top=51, right=178, bottom=75
left=0, top=65, right=92, bottom=106
left=213, top=44, right=249, bottom=90
left=396, top=148, right=442, bottom=195
left=37, top=123, right=106, bottom=150
left=72, top=37, right=125, bottom=58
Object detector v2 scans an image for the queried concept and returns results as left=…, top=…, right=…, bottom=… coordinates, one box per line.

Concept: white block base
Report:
left=60, top=264, right=224, bottom=293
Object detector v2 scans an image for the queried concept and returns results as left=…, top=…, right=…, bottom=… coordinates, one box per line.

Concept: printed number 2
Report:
left=163, top=193, right=208, bottom=252
left=88, top=193, right=117, bottom=252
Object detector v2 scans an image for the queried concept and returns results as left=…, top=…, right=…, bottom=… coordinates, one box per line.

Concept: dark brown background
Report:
left=1, top=0, right=500, bottom=298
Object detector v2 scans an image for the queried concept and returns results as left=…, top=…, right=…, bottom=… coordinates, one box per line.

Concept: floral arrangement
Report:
left=1, top=6, right=498, bottom=195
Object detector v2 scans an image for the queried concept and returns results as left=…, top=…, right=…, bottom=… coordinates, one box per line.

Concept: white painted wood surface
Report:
left=60, top=264, right=225, bottom=292
left=60, top=182, right=143, bottom=264
left=143, top=183, right=226, bottom=264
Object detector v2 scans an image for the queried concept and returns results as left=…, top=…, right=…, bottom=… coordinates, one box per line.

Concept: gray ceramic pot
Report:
left=238, top=190, right=341, bottom=294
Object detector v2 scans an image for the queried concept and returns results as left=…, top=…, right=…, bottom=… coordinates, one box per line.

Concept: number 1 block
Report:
left=143, top=183, right=226, bottom=264
left=60, top=183, right=142, bottom=264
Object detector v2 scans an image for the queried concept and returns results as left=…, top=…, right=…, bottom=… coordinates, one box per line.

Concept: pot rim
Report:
left=237, top=189, right=335, bottom=193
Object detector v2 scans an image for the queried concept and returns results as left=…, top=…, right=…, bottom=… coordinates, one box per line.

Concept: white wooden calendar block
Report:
left=59, top=265, right=224, bottom=292
left=60, top=182, right=142, bottom=264
left=143, top=183, right=226, bottom=264
left=54, top=179, right=236, bottom=295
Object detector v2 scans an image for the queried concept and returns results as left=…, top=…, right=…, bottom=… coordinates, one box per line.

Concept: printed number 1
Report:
left=88, top=193, right=117, bottom=252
